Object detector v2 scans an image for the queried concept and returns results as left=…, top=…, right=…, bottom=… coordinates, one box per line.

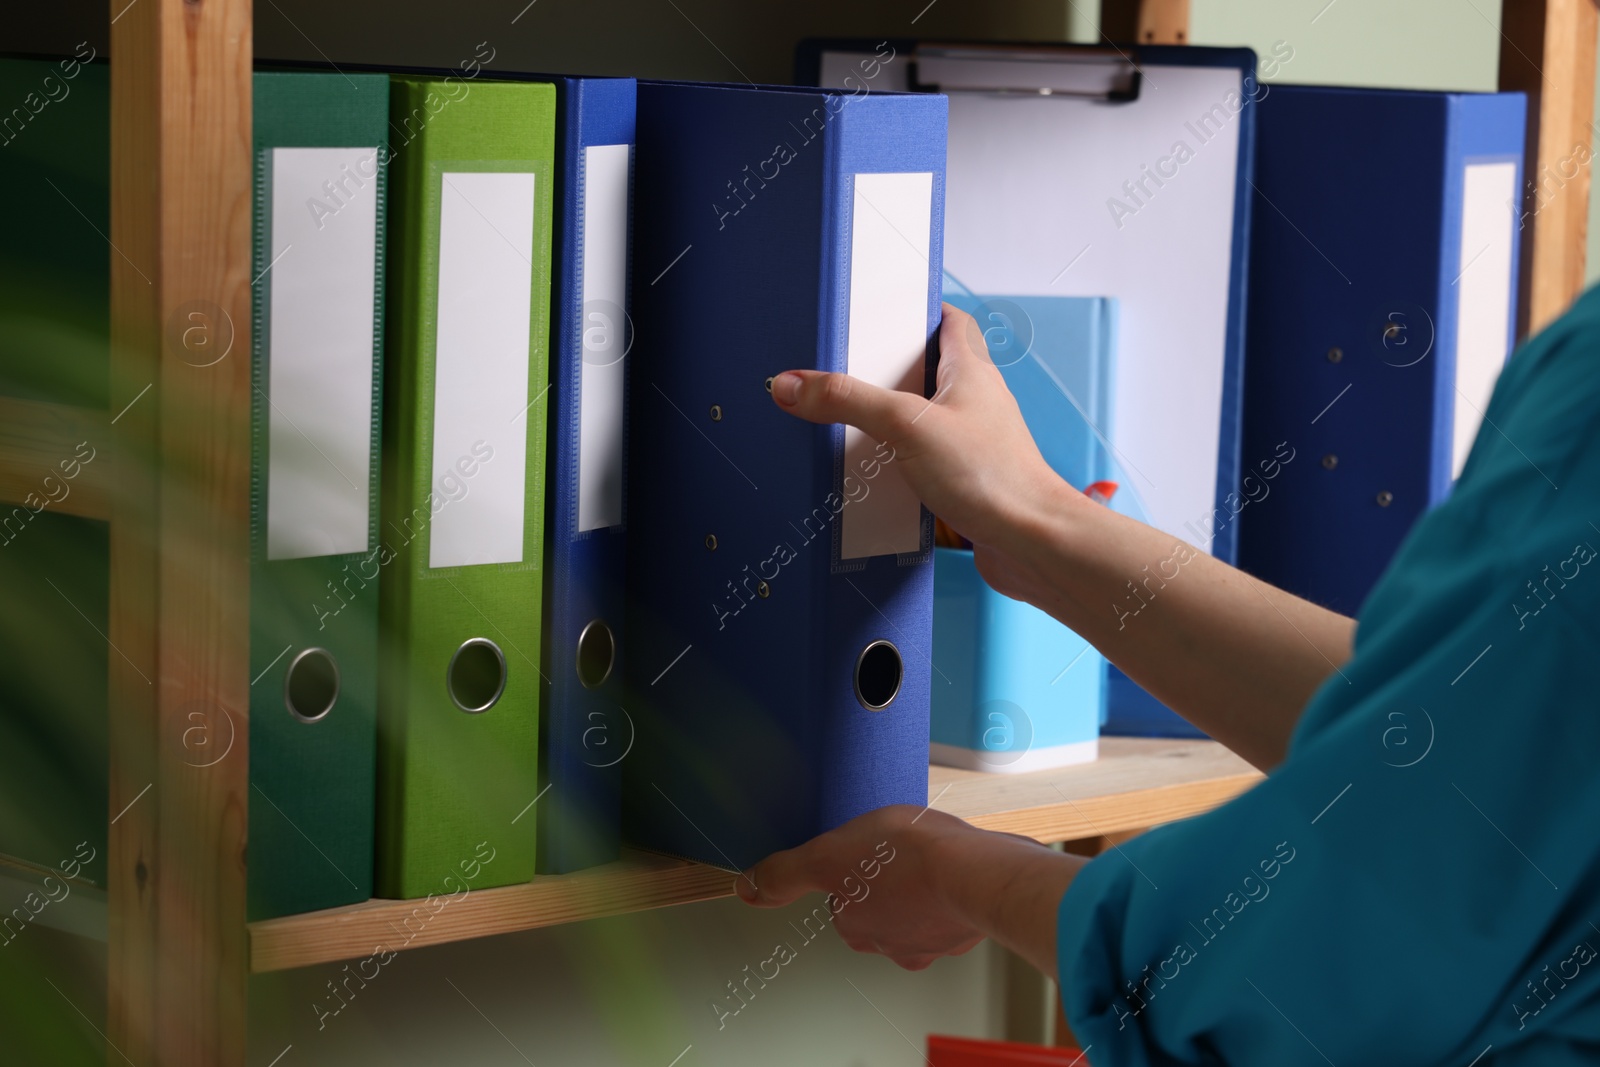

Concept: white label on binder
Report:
left=842, top=171, right=932, bottom=560
left=578, top=143, right=630, bottom=533
left=266, top=146, right=380, bottom=561
left=430, top=170, right=535, bottom=569
left=1453, top=161, right=1518, bottom=479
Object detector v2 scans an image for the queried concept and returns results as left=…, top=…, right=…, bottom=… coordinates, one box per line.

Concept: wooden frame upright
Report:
left=106, top=0, right=254, bottom=1063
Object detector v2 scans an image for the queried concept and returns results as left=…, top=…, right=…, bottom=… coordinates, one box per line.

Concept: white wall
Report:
left=249, top=893, right=1007, bottom=1067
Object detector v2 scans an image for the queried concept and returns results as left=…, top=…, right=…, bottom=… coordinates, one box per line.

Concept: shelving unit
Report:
left=0, top=1, right=1592, bottom=1064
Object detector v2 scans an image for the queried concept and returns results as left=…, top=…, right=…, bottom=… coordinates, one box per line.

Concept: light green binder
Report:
left=377, top=77, right=554, bottom=898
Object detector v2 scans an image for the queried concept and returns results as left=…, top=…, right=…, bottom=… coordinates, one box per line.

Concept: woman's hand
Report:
left=738, top=805, right=1083, bottom=977
left=769, top=302, right=1356, bottom=770
left=769, top=303, right=1083, bottom=560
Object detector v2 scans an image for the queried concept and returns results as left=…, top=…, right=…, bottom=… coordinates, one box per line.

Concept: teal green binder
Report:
left=248, top=72, right=389, bottom=919
left=377, top=77, right=554, bottom=898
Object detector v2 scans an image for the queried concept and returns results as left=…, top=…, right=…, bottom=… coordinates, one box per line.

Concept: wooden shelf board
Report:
left=248, top=738, right=1259, bottom=974
left=0, top=396, right=110, bottom=521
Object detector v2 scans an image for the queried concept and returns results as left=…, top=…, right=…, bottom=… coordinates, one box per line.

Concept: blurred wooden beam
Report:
left=107, top=0, right=254, bottom=1063
left=0, top=397, right=110, bottom=521
left=1100, top=0, right=1190, bottom=45
left=1499, top=0, right=1599, bottom=336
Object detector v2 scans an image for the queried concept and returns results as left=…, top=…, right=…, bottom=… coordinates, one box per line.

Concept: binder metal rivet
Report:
left=575, top=619, right=616, bottom=690
left=709, top=404, right=723, bottom=421
left=1376, top=491, right=1394, bottom=507
left=1322, top=454, right=1338, bottom=470
left=853, top=640, right=903, bottom=711
left=1327, top=347, right=1343, bottom=363
left=284, top=647, right=340, bottom=723
left=447, top=637, right=508, bottom=714
left=705, top=534, right=718, bottom=550
left=764, top=377, right=774, bottom=393
left=756, top=581, right=770, bottom=598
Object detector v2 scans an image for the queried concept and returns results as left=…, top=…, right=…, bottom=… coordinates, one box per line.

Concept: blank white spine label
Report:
left=842, top=172, right=932, bottom=560
left=266, top=146, right=380, bottom=561
left=578, top=143, right=630, bottom=532
left=1453, top=161, right=1517, bottom=479
left=430, top=171, right=535, bottom=569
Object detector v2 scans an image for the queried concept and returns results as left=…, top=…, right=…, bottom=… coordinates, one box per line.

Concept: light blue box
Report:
left=930, top=547, right=1103, bottom=772
left=933, top=288, right=1118, bottom=762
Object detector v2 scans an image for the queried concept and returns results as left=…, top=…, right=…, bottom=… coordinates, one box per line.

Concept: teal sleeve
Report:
left=1057, top=287, right=1600, bottom=1067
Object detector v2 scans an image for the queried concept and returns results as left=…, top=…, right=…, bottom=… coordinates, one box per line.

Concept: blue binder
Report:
left=537, top=76, right=637, bottom=875
left=1239, top=86, right=1525, bottom=618
left=623, top=81, right=947, bottom=871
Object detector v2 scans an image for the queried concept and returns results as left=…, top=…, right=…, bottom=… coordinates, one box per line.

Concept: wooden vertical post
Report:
left=107, top=0, right=253, bottom=1063
left=1499, top=0, right=1599, bottom=336
left=1100, top=0, right=1191, bottom=45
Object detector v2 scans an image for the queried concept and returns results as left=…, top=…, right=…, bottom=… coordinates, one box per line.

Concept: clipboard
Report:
left=801, top=39, right=1261, bottom=738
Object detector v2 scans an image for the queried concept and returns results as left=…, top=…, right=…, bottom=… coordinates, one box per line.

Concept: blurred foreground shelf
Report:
left=248, top=737, right=1259, bottom=973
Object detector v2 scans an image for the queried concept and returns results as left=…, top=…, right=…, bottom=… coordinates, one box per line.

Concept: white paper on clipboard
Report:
left=819, top=49, right=1243, bottom=553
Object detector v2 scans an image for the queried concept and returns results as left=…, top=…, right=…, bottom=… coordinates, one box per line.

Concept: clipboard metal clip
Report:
left=908, top=45, right=1142, bottom=103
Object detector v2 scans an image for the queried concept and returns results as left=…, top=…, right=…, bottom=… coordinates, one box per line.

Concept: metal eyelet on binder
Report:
left=853, top=640, right=903, bottom=711
left=447, top=637, right=507, bottom=713
left=1376, top=491, right=1394, bottom=507
left=705, top=534, right=718, bottom=550
left=284, top=647, right=340, bottom=723
left=764, top=377, right=774, bottom=393
left=709, top=404, right=723, bottom=421
left=756, top=581, right=770, bottom=598
left=575, top=619, right=616, bottom=690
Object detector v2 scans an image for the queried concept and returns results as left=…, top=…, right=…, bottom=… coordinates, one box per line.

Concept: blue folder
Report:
left=623, top=81, right=947, bottom=870
left=1239, top=86, right=1525, bottom=617
left=537, top=76, right=636, bottom=874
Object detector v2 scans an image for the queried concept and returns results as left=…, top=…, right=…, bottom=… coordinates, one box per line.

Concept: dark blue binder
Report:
left=537, top=76, right=637, bottom=874
left=1239, top=86, right=1525, bottom=618
left=802, top=40, right=1258, bottom=739
left=623, top=81, right=946, bottom=870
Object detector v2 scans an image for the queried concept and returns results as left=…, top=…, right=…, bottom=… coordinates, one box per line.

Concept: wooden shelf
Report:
left=248, top=738, right=1259, bottom=973
left=0, top=397, right=111, bottom=521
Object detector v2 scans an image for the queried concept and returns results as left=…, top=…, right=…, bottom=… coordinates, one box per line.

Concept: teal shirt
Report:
left=1059, top=286, right=1600, bottom=1066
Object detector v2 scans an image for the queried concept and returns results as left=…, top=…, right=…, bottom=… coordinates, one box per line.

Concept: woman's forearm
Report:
left=933, top=830, right=1087, bottom=982
left=991, top=477, right=1356, bottom=771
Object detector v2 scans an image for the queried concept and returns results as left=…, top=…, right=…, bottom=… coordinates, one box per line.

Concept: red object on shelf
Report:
left=927, top=1034, right=1091, bottom=1066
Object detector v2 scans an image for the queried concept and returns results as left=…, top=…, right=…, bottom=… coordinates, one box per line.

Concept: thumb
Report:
left=737, top=838, right=832, bottom=908
left=770, top=369, right=927, bottom=442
